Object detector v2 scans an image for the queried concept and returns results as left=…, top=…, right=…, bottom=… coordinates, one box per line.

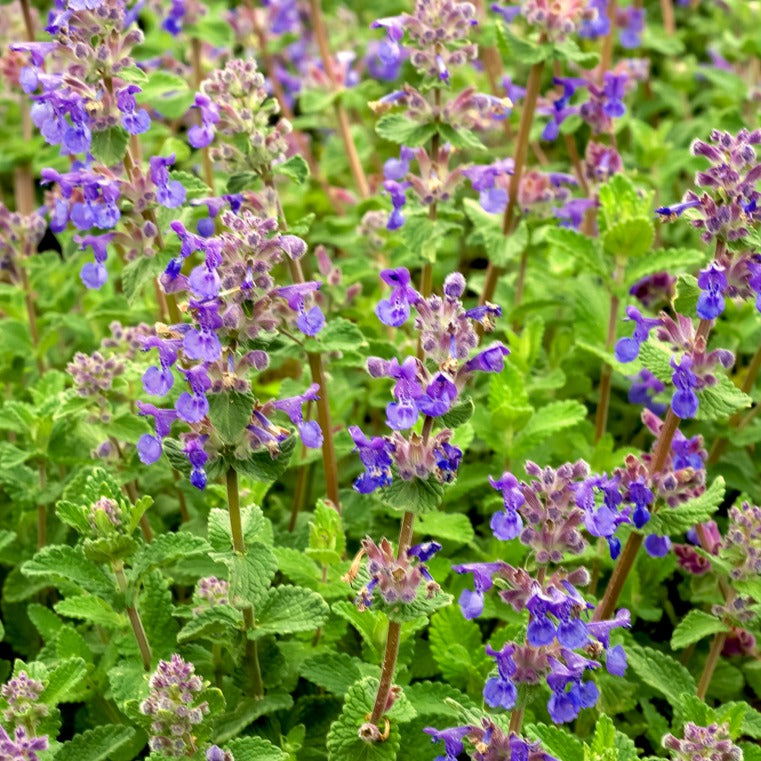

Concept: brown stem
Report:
left=696, top=631, right=727, bottom=700
left=481, top=59, right=545, bottom=308
left=508, top=707, right=525, bottom=734
left=19, top=0, right=35, bottom=40
left=190, top=37, right=215, bottom=190
left=226, top=466, right=265, bottom=697
left=661, top=0, right=676, bottom=36
left=369, top=510, right=415, bottom=725
left=598, top=0, right=618, bottom=82
left=113, top=560, right=152, bottom=670
left=307, top=0, right=370, bottom=199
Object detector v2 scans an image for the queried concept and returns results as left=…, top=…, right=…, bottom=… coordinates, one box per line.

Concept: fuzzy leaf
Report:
left=415, top=512, right=474, bottom=545
left=404, top=682, right=477, bottom=718
left=671, top=609, right=729, bottom=649
left=274, top=155, right=309, bottom=185
left=375, top=114, right=437, bottom=147
left=132, top=531, right=211, bottom=578
left=177, top=605, right=243, bottom=644
left=299, top=652, right=376, bottom=695
left=381, top=476, right=444, bottom=515
left=140, top=570, right=180, bottom=660
left=225, top=543, right=278, bottom=609
left=40, top=657, right=88, bottom=705
left=696, top=376, right=752, bottom=421
left=513, top=400, right=587, bottom=451
left=208, top=391, right=255, bottom=444
left=234, top=435, right=295, bottom=482
left=208, top=505, right=271, bottom=552
left=429, top=607, right=489, bottom=692
left=627, top=249, right=705, bottom=284
left=603, top=218, right=654, bottom=258
left=648, top=477, right=725, bottom=535
left=54, top=596, right=126, bottom=630
left=546, top=227, right=608, bottom=279
left=673, top=273, right=701, bottom=316
left=247, top=585, right=329, bottom=640
left=22, top=546, right=114, bottom=597
left=305, top=317, right=367, bottom=354
left=626, top=644, right=696, bottom=704
left=213, top=694, right=294, bottom=743
left=306, top=500, right=345, bottom=565
left=54, top=725, right=136, bottom=761
left=227, top=736, right=287, bottom=761
left=90, top=127, right=129, bottom=167
left=495, top=21, right=549, bottom=64
left=526, top=723, right=584, bottom=761
left=440, top=396, right=475, bottom=429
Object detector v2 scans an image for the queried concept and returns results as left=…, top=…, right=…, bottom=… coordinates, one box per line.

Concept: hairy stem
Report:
left=308, top=0, right=370, bottom=199
left=696, top=630, right=727, bottom=700
left=598, top=0, right=618, bottom=81
left=190, top=37, right=215, bottom=190
left=661, top=0, right=676, bottom=35
left=370, top=510, right=415, bottom=726
left=226, top=467, right=265, bottom=698
left=480, top=59, right=545, bottom=309
left=113, top=560, right=152, bottom=670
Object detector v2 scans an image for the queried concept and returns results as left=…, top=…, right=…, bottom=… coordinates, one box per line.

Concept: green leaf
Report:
left=429, top=607, right=489, bottom=692
left=598, top=175, right=653, bottom=231
left=213, top=694, right=293, bottom=743
left=227, top=736, right=287, bottom=761
left=121, top=255, right=166, bottom=306
left=248, top=585, right=329, bottom=640
left=440, top=396, right=475, bottom=429
left=55, top=500, right=91, bottom=535
left=234, top=435, right=295, bottom=482
left=170, top=170, right=211, bottom=199
left=495, top=21, right=549, bottom=64
left=54, top=725, right=136, bottom=761
left=626, top=644, right=696, bottom=704
left=436, top=123, right=486, bottom=151
left=513, top=400, right=587, bottom=451
left=299, top=89, right=338, bottom=114
left=305, top=317, right=367, bottom=353
left=404, top=682, right=477, bottom=719
left=551, top=38, right=599, bottom=67
left=274, top=155, right=309, bottom=185
left=189, top=15, right=234, bottom=47
left=415, top=512, right=474, bottom=545
left=300, top=652, right=376, bottom=695
left=208, top=504, right=271, bottom=552
left=22, top=546, right=114, bottom=597
left=673, top=273, right=701, bottom=317
left=526, top=723, right=584, bottom=761
left=227, top=172, right=258, bottom=194
left=648, top=477, right=725, bottom=535
left=327, top=678, right=405, bottom=761
left=306, top=499, right=345, bottom=565
left=546, top=227, right=608, bottom=279
left=696, top=376, right=752, bottom=421
left=54, top=596, right=126, bottom=630
left=603, top=217, right=655, bottom=258
left=40, top=657, right=88, bottom=705
left=208, top=391, right=255, bottom=443
left=132, top=531, right=211, bottom=578
left=375, top=589, right=453, bottom=624
left=90, top=127, right=129, bottom=167
left=627, top=249, right=706, bottom=284
left=381, top=477, right=444, bottom=515
left=178, top=605, right=243, bottom=644
left=671, top=609, right=729, bottom=649
left=137, top=71, right=193, bottom=119
left=140, top=570, right=180, bottom=660
left=375, top=114, right=437, bottom=147
left=226, top=543, right=278, bottom=609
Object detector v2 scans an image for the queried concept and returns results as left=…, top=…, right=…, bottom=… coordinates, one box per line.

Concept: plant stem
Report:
left=307, top=0, right=370, bottom=199
left=696, top=630, right=727, bottom=700
left=480, top=59, right=545, bottom=309
left=226, top=467, right=265, bottom=698
left=37, top=463, right=46, bottom=549
left=661, top=0, right=676, bottom=36
left=369, top=510, right=415, bottom=725
left=598, top=0, right=618, bottom=81
left=190, top=37, right=215, bottom=191
left=113, top=560, right=152, bottom=670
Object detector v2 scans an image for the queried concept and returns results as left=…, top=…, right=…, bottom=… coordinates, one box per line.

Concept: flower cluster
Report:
left=189, top=57, right=290, bottom=175
left=722, top=500, right=761, bottom=582
left=345, top=537, right=441, bottom=609
left=662, top=723, right=741, bottom=761
left=88, top=496, right=123, bottom=533
left=140, top=655, right=210, bottom=758
left=656, top=129, right=761, bottom=243
left=425, top=720, right=559, bottom=761
left=1, top=672, right=48, bottom=729
left=0, top=203, right=46, bottom=283
left=193, top=576, right=231, bottom=613
left=137, top=203, right=325, bottom=486
left=580, top=0, right=645, bottom=48
left=0, top=726, right=48, bottom=761
left=67, top=351, right=126, bottom=399
left=349, top=269, right=508, bottom=493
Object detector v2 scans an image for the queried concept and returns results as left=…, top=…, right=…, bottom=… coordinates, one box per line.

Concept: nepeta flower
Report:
left=0, top=726, right=48, bottom=761
left=662, top=723, right=741, bottom=761
left=696, top=262, right=728, bottom=319
left=140, top=655, right=209, bottom=758
left=614, top=306, right=662, bottom=362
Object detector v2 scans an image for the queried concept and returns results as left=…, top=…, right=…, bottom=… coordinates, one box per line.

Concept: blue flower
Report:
left=670, top=354, right=699, bottom=419
left=614, top=305, right=662, bottom=362
left=348, top=426, right=395, bottom=493
left=696, top=262, right=728, bottom=319
left=375, top=267, right=419, bottom=327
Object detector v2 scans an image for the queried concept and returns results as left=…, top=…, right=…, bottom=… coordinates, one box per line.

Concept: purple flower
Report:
left=383, top=146, right=414, bottom=181
left=274, top=383, right=323, bottom=448
left=278, top=282, right=325, bottom=336
left=149, top=155, right=186, bottom=208
left=483, top=643, right=518, bottom=709
left=117, top=85, right=151, bottom=135
left=423, top=726, right=470, bottom=761
left=671, top=354, right=699, bottom=419
left=375, top=267, right=420, bottom=327
left=644, top=533, right=672, bottom=557
left=452, top=561, right=503, bottom=619
left=175, top=392, right=209, bottom=423
left=348, top=425, right=395, bottom=493
left=602, top=73, right=627, bottom=118
left=605, top=644, right=627, bottom=675
left=137, top=434, right=163, bottom=465
left=696, top=262, right=728, bottom=319
left=614, top=305, right=662, bottom=362
left=188, top=94, right=220, bottom=149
